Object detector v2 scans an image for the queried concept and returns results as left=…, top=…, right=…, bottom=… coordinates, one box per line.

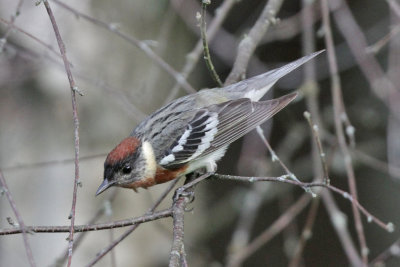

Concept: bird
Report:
left=95, top=51, right=322, bottom=195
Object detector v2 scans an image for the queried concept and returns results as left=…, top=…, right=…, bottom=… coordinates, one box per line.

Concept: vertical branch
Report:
left=199, top=0, right=223, bottom=87
left=52, top=191, right=117, bottom=266
left=321, top=190, right=364, bottom=266
left=86, top=179, right=180, bottom=266
left=289, top=3, right=321, bottom=265
left=321, top=0, right=368, bottom=264
left=304, top=112, right=330, bottom=184
left=0, top=171, right=36, bottom=267
left=169, top=196, right=190, bottom=267
left=166, top=0, right=236, bottom=103
left=105, top=200, right=117, bottom=267
left=42, top=1, right=81, bottom=266
left=224, top=0, right=284, bottom=85
left=169, top=172, right=207, bottom=266
left=386, top=0, right=400, bottom=181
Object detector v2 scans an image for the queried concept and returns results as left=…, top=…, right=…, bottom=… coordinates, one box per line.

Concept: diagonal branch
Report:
left=85, top=178, right=180, bottom=266
left=0, top=0, right=24, bottom=52
left=0, top=171, right=36, bottom=267
left=226, top=194, right=311, bottom=267
left=42, top=1, right=81, bottom=266
left=224, top=0, right=285, bottom=85
left=50, top=0, right=196, bottom=94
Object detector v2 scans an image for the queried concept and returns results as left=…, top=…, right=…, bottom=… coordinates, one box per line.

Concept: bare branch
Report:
left=85, top=178, right=180, bottom=266
left=371, top=238, right=400, bottom=265
left=0, top=17, right=72, bottom=66
left=50, top=0, right=196, bottom=94
left=169, top=195, right=191, bottom=267
left=226, top=194, right=311, bottom=267
left=0, top=171, right=36, bottom=267
left=225, top=0, right=284, bottom=85
left=0, top=0, right=24, bottom=52
left=199, top=0, right=223, bottom=87
left=289, top=5, right=322, bottom=265
left=304, top=111, right=330, bottom=184
left=2, top=153, right=105, bottom=172
left=51, top=190, right=117, bottom=266
left=166, top=0, right=236, bottom=103
left=214, top=174, right=393, bottom=232
left=321, top=190, right=364, bottom=266
left=41, top=1, right=81, bottom=265
left=321, top=0, right=368, bottom=263
left=331, top=0, right=398, bottom=112
left=0, top=208, right=172, bottom=235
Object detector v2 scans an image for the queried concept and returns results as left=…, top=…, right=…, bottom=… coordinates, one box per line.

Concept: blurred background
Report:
left=1, top=0, right=400, bottom=266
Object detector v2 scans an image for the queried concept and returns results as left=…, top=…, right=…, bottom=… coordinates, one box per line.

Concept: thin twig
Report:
left=2, top=153, right=106, bottom=172
left=0, top=208, right=172, bottom=235
left=226, top=194, right=311, bottom=267
left=165, top=0, right=235, bottom=104
left=51, top=190, right=118, bottom=266
left=352, top=149, right=400, bottom=180
left=213, top=174, right=393, bottom=232
left=0, top=17, right=72, bottom=66
left=226, top=123, right=309, bottom=265
left=331, top=0, right=398, bottom=112
left=321, top=0, right=369, bottom=263
left=366, top=25, right=400, bottom=54
left=85, top=178, right=181, bottom=266
left=386, top=1, right=400, bottom=183
left=304, top=111, right=330, bottom=184
left=0, top=0, right=24, bottom=52
left=224, top=0, right=284, bottom=85
left=0, top=39, right=145, bottom=124
left=0, top=171, right=36, bottom=267
left=199, top=0, right=223, bottom=87
left=289, top=197, right=320, bottom=267
left=225, top=184, right=267, bottom=264
left=41, top=1, right=81, bottom=266
left=289, top=5, right=322, bottom=265
left=370, top=238, right=400, bottom=266
left=256, top=126, right=316, bottom=196
left=321, top=190, right=364, bottom=266
left=105, top=200, right=117, bottom=267
left=50, top=0, right=196, bottom=94
left=387, top=0, right=400, bottom=18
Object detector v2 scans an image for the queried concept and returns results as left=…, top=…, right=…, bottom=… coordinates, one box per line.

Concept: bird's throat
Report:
left=142, top=140, right=157, bottom=179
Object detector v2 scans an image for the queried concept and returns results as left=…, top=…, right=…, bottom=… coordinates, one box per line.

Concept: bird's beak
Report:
left=95, top=179, right=115, bottom=196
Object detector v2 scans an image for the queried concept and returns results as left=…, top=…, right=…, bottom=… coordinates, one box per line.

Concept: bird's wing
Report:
left=158, top=93, right=297, bottom=169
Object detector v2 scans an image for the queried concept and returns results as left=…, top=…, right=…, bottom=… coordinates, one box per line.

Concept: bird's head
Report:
left=96, top=137, right=157, bottom=195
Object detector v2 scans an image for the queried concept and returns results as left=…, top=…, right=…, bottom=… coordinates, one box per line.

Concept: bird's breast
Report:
left=121, top=165, right=188, bottom=190
left=154, top=165, right=188, bottom=184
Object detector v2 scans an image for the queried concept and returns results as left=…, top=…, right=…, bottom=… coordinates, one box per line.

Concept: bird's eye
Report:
left=122, top=165, right=132, bottom=174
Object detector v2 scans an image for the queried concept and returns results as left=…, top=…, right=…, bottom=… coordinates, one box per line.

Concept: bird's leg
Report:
left=173, top=170, right=214, bottom=203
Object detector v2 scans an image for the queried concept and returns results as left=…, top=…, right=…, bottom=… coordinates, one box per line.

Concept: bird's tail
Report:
left=222, top=50, right=324, bottom=101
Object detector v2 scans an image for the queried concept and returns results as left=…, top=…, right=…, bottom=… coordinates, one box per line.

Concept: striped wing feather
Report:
left=160, top=93, right=297, bottom=169
left=203, top=92, right=297, bottom=156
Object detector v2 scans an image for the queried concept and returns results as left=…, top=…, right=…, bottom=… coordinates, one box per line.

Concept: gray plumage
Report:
left=132, top=51, right=323, bottom=169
